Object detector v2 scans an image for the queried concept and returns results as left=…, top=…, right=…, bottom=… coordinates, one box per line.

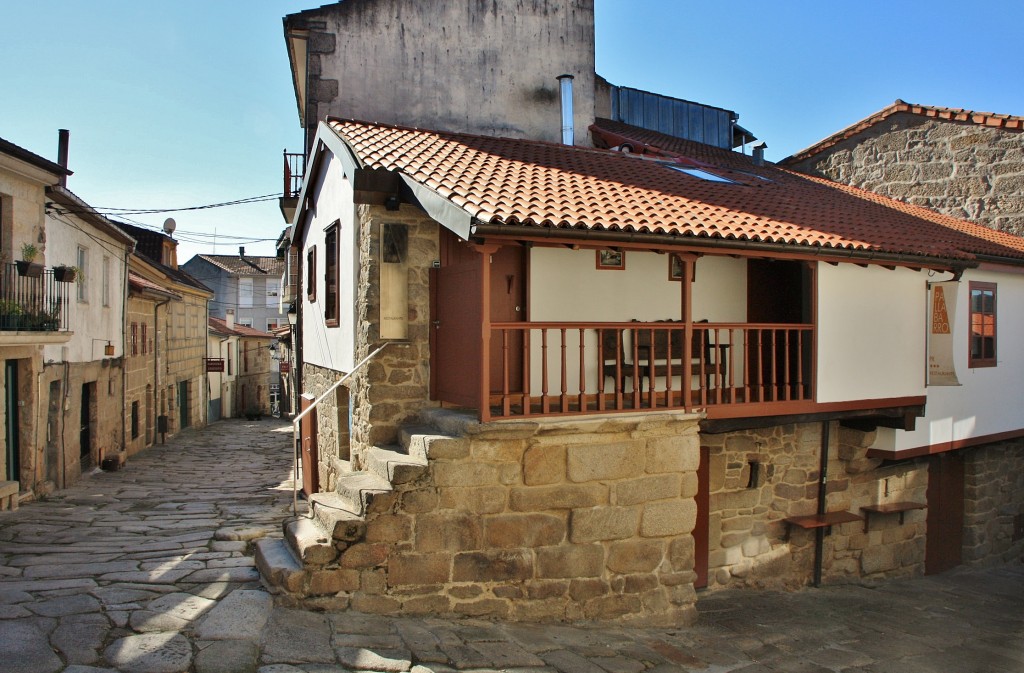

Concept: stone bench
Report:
left=0, top=481, right=19, bottom=511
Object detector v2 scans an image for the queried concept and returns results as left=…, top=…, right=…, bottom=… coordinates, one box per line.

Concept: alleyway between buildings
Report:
left=0, top=418, right=1022, bottom=673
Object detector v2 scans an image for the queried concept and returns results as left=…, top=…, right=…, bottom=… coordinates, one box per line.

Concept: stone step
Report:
left=399, top=424, right=467, bottom=461
left=364, top=445, right=426, bottom=485
left=333, top=472, right=392, bottom=516
left=254, top=538, right=306, bottom=594
left=308, top=492, right=368, bottom=542
left=284, top=516, right=338, bottom=566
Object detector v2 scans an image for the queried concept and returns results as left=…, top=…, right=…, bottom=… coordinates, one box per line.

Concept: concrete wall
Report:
left=786, top=113, right=1024, bottom=236
left=291, top=0, right=596, bottom=146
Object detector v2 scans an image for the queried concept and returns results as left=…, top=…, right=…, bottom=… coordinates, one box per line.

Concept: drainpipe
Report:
left=813, top=420, right=831, bottom=587
left=57, top=129, right=69, bottom=188
left=154, top=298, right=171, bottom=444
left=557, top=74, right=574, bottom=146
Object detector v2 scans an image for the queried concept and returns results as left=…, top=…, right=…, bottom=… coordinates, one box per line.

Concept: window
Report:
left=266, top=319, right=280, bottom=331
left=131, top=401, right=140, bottom=439
left=239, top=278, right=253, bottom=308
left=141, top=323, right=148, bottom=354
left=77, top=246, right=89, bottom=302
left=243, top=341, right=249, bottom=373
left=102, top=256, right=111, bottom=307
left=238, top=317, right=253, bottom=328
left=969, top=282, right=997, bottom=368
left=662, top=163, right=737, bottom=183
left=266, top=279, right=280, bottom=307
left=306, top=246, right=317, bottom=302
left=227, top=344, right=233, bottom=376
left=325, top=223, right=339, bottom=325
left=131, top=322, right=138, bottom=356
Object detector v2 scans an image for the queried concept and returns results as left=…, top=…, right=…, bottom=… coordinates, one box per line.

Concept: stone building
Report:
left=256, top=3, right=1024, bottom=624
left=782, top=100, right=1024, bottom=236
left=208, top=313, right=276, bottom=419
left=118, top=222, right=212, bottom=441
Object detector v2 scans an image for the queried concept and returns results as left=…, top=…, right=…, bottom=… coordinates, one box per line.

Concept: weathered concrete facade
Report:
left=285, top=0, right=597, bottom=147
left=786, top=112, right=1024, bottom=236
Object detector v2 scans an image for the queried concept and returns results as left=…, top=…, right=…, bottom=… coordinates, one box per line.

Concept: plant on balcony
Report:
left=16, top=243, right=43, bottom=278
left=0, top=300, right=24, bottom=331
left=53, top=264, right=79, bottom=283
left=25, top=307, right=60, bottom=331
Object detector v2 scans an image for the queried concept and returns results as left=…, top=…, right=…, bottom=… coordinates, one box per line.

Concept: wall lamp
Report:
left=93, top=339, right=115, bottom=357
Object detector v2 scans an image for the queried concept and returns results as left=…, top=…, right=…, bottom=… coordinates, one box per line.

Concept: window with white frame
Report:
left=266, top=279, right=279, bottom=307
left=77, top=246, right=89, bottom=302
left=102, top=255, right=111, bottom=307
left=239, top=277, right=254, bottom=308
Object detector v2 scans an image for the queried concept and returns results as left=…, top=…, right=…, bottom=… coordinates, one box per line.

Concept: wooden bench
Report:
left=860, top=502, right=926, bottom=532
left=0, top=481, right=19, bottom=511
left=783, top=511, right=862, bottom=540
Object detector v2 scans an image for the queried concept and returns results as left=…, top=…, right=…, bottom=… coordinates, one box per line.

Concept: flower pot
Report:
left=15, top=261, right=43, bottom=278
left=53, top=267, right=77, bottom=283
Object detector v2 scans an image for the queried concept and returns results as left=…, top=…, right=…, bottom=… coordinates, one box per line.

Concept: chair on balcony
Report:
left=602, top=322, right=728, bottom=397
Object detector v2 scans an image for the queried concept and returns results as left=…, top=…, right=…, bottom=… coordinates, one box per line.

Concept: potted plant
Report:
left=16, top=243, right=43, bottom=278
left=53, top=264, right=79, bottom=283
left=0, top=300, right=24, bottom=331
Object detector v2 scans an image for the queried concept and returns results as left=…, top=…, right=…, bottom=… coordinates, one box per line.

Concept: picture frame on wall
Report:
left=596, top=249, right=625, bottom=270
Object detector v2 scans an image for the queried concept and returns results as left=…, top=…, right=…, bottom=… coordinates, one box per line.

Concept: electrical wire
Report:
left=48, top=193, right=280, bottom=217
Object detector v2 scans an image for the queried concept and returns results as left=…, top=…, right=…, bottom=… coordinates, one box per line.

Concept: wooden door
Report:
left=430, top=262, right=482, bottom=407
left=926, top=451, right=964, bottom=575
left=300, top=394, right=319, bottom=497
left=694, top=445, right=711, bottom=588
left=80, top=383, right=94, bottom=467
left=4, top=361, right=20, bottom=481
left=489, top=246, right=526, bottom=394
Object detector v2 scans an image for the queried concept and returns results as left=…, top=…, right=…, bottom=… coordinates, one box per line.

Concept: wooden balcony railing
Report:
left=484, top=321, right=814, bottom=420
left=0, top=264, right=71, bottom=333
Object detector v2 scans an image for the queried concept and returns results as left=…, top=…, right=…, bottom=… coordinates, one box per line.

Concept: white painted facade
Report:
left=875, top=267, right=1024, bottom=453
left=41, top=211, right=130, bottom=364
left=297, top=150, right=359, bottom=374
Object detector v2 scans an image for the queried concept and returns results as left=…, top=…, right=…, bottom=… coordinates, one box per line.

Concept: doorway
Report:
left=300, top=394, right=319, bottom=497
left=4, top=360, right=20, bottom=482
left=178, top=380, right=190, bottom=429
left=488, top=245, right=526, bottom=394
left=694, top=445, right=711, bottom=588
left=926, top=451, right=964, bottom=574
left=80, top=382, right=96, bottom=469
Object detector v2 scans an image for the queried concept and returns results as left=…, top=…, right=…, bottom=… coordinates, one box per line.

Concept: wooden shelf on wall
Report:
left=860, top=501, right=927, bottom=532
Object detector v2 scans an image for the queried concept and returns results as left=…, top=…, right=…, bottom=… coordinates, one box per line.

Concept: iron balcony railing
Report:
left=283, top=150, right=306, bottom=198
left=0, top=264, right=72, bottom=332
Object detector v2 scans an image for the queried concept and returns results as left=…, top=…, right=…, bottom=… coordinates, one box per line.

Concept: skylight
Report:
left=663, top=164, right=737, bottom=184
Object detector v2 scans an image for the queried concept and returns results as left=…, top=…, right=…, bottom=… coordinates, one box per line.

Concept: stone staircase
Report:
left=254, top=420, right=458, bottom=601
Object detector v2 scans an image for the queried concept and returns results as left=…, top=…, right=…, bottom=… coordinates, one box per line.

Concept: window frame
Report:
left=102, top=255, right=111, bottom=307
left=968, top=281, right=997, bottom=368
left=306, top=245, right=317, bottom=302
left=324, top=222, right=340, bottom=327
left=77, top=246, right=89, bottom=303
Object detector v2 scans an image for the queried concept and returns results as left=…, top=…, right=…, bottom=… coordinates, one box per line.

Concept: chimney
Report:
left=239, top=246, right=245, bottom=258
left=57, top=129, right=70, bottom=187
left=752, top=142, right=767, bottom=167
left=226, top=309, right=235, bottom=330
left=557, top=74, right=574, bottom=146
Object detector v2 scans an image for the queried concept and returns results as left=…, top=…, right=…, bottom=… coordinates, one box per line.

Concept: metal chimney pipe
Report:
left=557, top=74, right=575, bottom=146
left=752, top=142, right=767, bottom=167
left=57, top=129, right=70, bottom=187
left=239, top=246, right=245, bottom=258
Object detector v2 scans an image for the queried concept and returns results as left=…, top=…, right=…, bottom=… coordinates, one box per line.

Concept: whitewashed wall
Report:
left=299, top=152, right=358, bottom=374
left=42, top=215, right=128, bottom=364
left=875, top=267, right=1024, bottom=452
left=816, top=264, right=926, bottom=404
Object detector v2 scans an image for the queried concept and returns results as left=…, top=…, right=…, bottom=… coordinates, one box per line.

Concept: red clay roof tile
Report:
left=326, top=118, right=1024, bottom=265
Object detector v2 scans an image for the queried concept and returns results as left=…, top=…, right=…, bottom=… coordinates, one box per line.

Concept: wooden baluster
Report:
left=502, top=330, right=511, bottom=416
left=559, top=328, right=568, bottom=413
left=578, top=328, right=586, bottom=412
left=541, top=330, right=550, bottom=414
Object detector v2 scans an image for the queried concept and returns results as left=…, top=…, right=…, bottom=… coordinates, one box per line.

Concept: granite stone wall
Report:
left=787, top=113, right=1024, bottom=236
left=962, top=439, right=1024, bottom=566
left=321, top=411, right=703, bottom=625
left=702, top=422, right=927, bottom=590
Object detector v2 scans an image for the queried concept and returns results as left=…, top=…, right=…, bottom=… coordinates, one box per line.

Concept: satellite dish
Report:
left=163, top=218, right=176, bottom=235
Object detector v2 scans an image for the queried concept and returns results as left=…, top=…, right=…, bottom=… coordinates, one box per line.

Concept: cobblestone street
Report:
left=1, top=418, right=1021, bottom=673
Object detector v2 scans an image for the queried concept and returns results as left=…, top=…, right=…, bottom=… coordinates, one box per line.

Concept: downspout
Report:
left=120, top=249, right=129, bottom=458
left=813, top=420, right=831, bottom=587
left=154, top=297, right=171, bottom=444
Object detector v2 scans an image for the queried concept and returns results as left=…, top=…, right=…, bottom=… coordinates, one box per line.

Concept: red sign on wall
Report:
left=206, top=358, right=225, bottom=373
left=279, top=362, right=291, bottom=373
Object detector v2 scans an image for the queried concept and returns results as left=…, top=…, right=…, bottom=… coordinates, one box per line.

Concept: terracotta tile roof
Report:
left=128, top=272, right=180, bottom=298
left=782, top=99, right=1024, bottom=164
left=326, top=118, right=1024, bottom=265
left=208, top=316, right=275, bottom=339
left=196, top=254, right=284, bottom=277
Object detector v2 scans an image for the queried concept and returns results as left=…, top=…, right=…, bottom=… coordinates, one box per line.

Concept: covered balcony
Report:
left=0, top=264, right=72, bottom=336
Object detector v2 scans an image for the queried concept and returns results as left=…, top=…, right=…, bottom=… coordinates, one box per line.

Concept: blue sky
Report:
left=2, top=1, right=1022, bottom=263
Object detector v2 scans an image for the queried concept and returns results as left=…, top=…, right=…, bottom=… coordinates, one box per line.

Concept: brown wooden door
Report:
left=300, top=394, right=319, bottom=497
left=430, top=262, right=482, bottom=407
left=926, top=451, right=964, bottom=575
left=694, top=445, right=711, bottom=588
left=489, top=246, right=526, bottom=394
